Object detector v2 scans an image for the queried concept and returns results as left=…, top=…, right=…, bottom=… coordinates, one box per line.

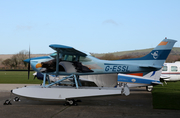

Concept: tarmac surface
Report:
left=0, top=84, right=180, bottom=118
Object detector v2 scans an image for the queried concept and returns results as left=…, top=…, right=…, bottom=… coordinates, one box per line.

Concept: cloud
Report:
left=103, top=19, right=118, bottom=26
left=16, top=25, right=32, bottom=30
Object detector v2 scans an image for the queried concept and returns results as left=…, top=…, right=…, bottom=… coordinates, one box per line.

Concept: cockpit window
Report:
left=49, top=52, right=93, bottom=62
left=50, top=52, right=79, bottom=62
left=64, top=55, right=77, bottom=61
left=162, top=66, right=168, bottom=71
left=171, top=66, right=177, bottom=72
left=79, top=56, right=92, bottom=62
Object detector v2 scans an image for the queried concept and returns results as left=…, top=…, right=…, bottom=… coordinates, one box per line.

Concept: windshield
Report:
left=49, top=52, right=57, bottom=58
left=49, top=52, right=92, bottom=62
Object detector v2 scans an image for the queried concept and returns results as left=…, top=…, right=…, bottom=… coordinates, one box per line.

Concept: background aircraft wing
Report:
left=118, top=73, right=162, bottom=85
left=49, top=44, right=87, bottom=56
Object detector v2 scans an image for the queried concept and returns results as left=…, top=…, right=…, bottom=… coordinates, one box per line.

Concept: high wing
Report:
left=49, top=44, right=87, bottom=57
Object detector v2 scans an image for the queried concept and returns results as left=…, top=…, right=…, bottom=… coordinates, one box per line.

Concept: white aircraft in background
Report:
left=161, top=61, right=180, bottom=83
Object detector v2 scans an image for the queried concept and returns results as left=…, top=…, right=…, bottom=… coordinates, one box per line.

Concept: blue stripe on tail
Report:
left=120, top=50, right=171, bottom=60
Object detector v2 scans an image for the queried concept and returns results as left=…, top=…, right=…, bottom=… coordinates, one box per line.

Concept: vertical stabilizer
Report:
left=125, top=39, right=177, bottom=69
left=143, top=68, right=162, bottom=81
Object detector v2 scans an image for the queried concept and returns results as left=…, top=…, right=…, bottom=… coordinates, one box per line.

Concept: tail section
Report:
left=126, top=38, right=177, bottom=69
left=143, top=68, right=162, bottom=81
left=118, top=69, right=162, bottom=85
left=140, top=39, right=176, bottom=61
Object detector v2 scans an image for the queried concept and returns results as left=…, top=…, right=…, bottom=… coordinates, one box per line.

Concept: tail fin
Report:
left=118, top=69, right=162, bottom=85
left=127, top=38, right=177, bottom=69
left=143, top=68, right=162, bottom=81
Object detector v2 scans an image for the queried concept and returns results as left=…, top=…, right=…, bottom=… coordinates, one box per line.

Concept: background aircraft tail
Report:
left=142, top=68, right=162, bottom=81
left=118, top=69, right=162, bottom=85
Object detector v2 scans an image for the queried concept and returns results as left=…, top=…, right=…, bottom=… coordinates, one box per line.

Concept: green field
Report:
left=0, top=71, right=43, bottom=84
left=152, top=81, right=180, bottom=110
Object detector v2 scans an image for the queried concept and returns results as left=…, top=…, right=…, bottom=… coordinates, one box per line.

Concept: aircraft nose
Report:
left=36, top=63, right=42, bottom=68
left=30, top=61, right=40, bottom=72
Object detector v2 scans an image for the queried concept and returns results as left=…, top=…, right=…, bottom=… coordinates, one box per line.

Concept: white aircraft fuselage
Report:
left=161, top=61, right=180, bottom=81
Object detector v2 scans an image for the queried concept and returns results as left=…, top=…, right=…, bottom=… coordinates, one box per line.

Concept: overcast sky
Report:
left=0, top=0, right=180, bottom=54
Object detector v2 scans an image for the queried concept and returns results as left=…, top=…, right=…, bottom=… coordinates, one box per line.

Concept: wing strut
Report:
left=42, top=73, right=47, bottom=87
left=56, top=50, right=60, bottom=76
left=42, top=74, right=80, bottom=89
left=42, top=49, right=81, bottom=88
left=73, top=74, right=79, bottom=89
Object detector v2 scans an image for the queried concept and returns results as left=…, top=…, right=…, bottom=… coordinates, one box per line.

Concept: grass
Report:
left=0, top=71, right=43, bottom=84
left=152, top=81, right=180, bottom=110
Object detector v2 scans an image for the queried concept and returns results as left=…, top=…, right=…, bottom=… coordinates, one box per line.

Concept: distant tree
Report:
left=16, top=50, right=29, bottom=67
left=0, top=58, right=2, bottom=64
left=2, top=59, right=15, bottom=68
left=11, top=55, right=18, bottom=67
left=2, top=59, right=10, bottom=67
left=2, top=50, right=29, bottom=68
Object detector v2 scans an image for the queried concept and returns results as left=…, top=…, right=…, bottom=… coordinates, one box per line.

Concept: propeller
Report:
left=33, top=72, right=37, bottom=79
left=28, top=46, right=30, bottom=79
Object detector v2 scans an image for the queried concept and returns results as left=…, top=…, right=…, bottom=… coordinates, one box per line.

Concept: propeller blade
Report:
left=33, top=72, right=37, bottom=80
left=28, top=63, right=30, bottom=79
left=34, top=75, right=36, bottom=80
left=28, top=46, right=31, bottom=79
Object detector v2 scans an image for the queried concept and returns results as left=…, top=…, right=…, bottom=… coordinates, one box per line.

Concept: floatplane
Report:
left=4, top=38, right=177, bottom=105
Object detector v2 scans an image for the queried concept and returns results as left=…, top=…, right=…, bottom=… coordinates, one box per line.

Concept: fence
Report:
left=0, top=67, right=30, bottom=70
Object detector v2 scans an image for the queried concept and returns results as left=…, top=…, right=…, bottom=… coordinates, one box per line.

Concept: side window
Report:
left=171, top=66, right=177, bottom=72
left=65, top=55, right=77, bottom=61
left=65, top=55, right=73, bottom=61
left=64, top=55, right=78, bottom=61
left=162, top=66, right=168, bottom=71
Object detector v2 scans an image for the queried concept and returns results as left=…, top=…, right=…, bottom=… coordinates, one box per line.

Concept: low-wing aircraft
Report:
left=118, top=69, right=163, bottom=92
left=6, top=38, right=176, bottom=105
left=161, top=61, right=180, bottom=83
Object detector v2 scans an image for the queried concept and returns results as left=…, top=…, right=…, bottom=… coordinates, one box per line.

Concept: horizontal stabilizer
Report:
left=160, top=75, right=170, bottom=79
left=139, top=65, right=162, bottom=69
left=151, top=81, right=163, bottom=85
